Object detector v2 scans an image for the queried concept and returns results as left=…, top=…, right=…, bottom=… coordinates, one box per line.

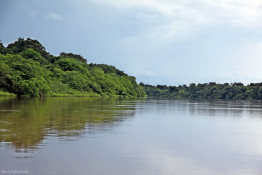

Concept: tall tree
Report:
left=6, top=38, right=52, bottom=60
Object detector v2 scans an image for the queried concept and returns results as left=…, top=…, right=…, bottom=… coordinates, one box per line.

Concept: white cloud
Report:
left=88, top=0, right=262, bottom=26
left=70, top=0, right=262, bottom=84
left=43, top=12, right=63, bottom=21
left=231, top=41, right=262, bottom=83
left=87, top=0, right=262, bottom=38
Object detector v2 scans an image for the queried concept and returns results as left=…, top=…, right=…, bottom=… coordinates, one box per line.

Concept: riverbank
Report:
left=0, top=90, right=16, bottom=96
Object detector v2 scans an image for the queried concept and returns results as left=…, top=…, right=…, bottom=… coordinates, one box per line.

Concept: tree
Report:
left=0, top=41, right=6, bottom=54
left=6, top=38, right=52, bottom=60
left=0, top=38, right=146, bottom=97
left=60, top=52, right=87, bottom=63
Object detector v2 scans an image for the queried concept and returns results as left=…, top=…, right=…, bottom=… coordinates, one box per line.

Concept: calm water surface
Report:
left=0, top=97, right=262, bottom=175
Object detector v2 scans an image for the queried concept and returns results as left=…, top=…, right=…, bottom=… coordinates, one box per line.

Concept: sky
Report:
left=1, top=0, right=262, bottom=85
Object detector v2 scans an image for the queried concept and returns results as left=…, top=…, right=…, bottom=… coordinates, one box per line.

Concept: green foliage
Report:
left=63, top=71, right=90, bottom=91
left=60, top=52, right=86, bottom=63
left=90, top=64, right=127, bottom=76
left=0, top=41, right=6, bottom=54
left=0, top=90, right=15, bottom=96
left=6, top=38, right=51, bottom=60
left=55, top=57, right=88, bottom=74
left=16, top=78, right=50, bottom=97
left=20, top=48, right=48, bottom=65
left=0, top=38, right=145, bottom=97
left=0, top=54, right=51, bottom=96
left=141, top=82, right=262, bottom=100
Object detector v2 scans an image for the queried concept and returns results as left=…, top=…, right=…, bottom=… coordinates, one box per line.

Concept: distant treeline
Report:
left=0, top=38, right=146, bottom=97
left=140, top=82, right=262, bottom=100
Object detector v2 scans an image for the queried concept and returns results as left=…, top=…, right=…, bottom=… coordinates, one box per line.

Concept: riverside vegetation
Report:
left=141, top=82, right=262, bottom=100
left=2, top=38, right=262, bottom=99
left=0, top=38, right=146, bottom=97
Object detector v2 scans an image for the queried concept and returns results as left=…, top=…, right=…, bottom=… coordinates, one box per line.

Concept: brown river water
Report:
left=0, top=97, right=262, bottom=175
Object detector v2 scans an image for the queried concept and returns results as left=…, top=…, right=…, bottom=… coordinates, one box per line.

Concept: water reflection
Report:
left=1, top=97, right=262, bottom=153
left=1, top=97, right=262, bottom=175
left=141, top=98, right=262, bottom=118
left=0, top=97, right=143, bottom=152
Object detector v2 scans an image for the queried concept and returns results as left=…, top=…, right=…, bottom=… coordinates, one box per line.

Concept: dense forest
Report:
left=2, top=38, right=262, bottom=100
left=141, top=82, right=262, bottom=100
left=0, top=38, right=146, bottom=97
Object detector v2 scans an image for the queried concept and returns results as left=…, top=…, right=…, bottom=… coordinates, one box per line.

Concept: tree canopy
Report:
left=0, top=38, right=146, bottom=97
left=141, top=82, right=262, bottom=100
left=6, top=38, right=52, bottom=60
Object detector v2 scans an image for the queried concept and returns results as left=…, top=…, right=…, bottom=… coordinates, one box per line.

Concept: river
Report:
left=0, top=97, right=262, bottom=175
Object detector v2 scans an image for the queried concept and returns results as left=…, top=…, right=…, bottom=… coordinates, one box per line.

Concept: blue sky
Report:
left=1, top=0, right=262, bottom=85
